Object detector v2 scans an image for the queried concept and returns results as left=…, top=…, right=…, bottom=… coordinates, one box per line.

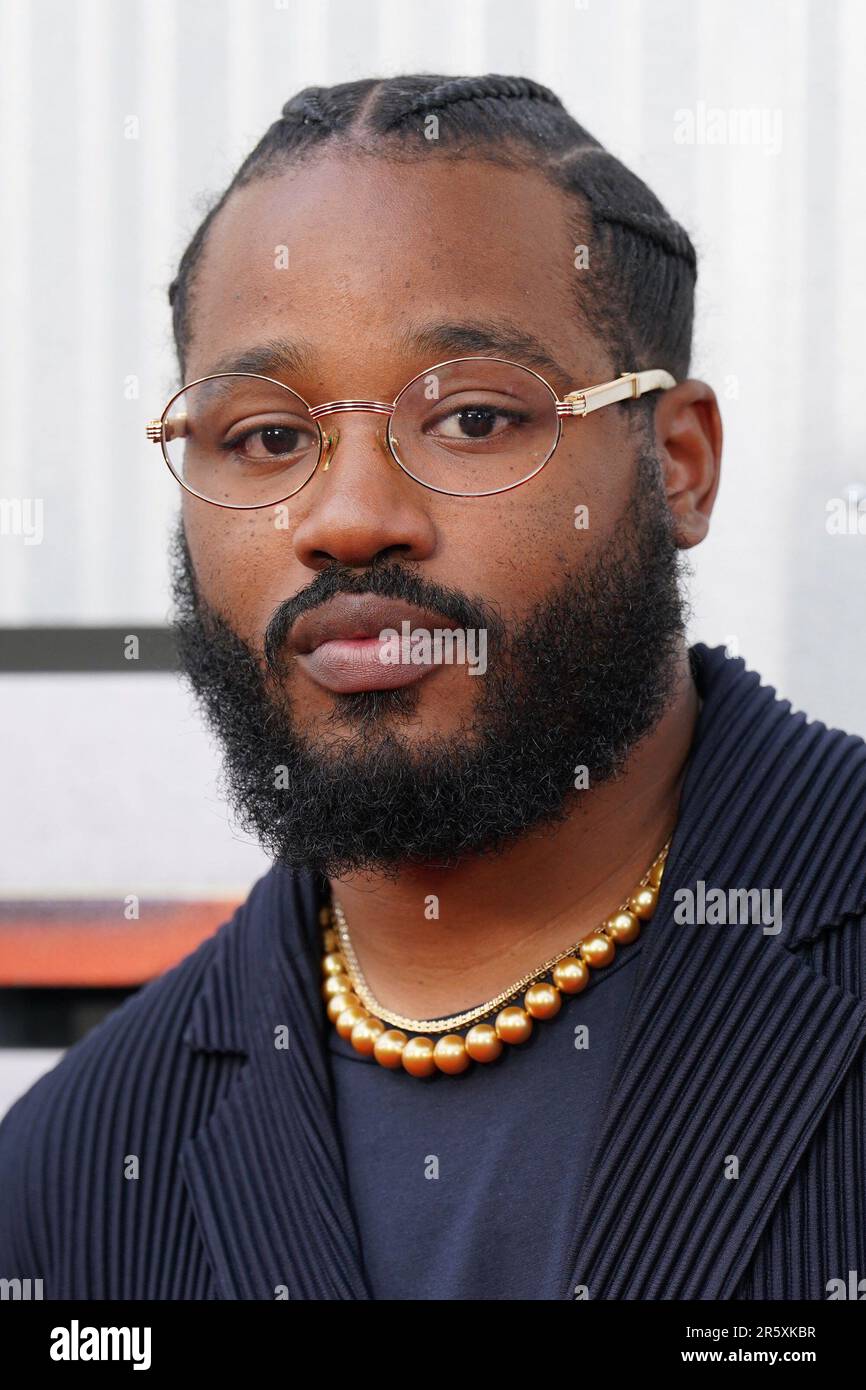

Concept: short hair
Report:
left=169, top=73, right=697, bottom=404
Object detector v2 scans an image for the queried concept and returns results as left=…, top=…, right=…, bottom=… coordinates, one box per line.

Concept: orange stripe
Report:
left=0, top=902, right=240, bottom=986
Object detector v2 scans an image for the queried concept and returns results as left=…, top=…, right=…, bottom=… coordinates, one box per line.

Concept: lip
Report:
left=290, top=594, right=458, bottom=694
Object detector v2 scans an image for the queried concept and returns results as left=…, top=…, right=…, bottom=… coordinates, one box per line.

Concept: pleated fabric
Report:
left=1, top=643, right=865, bottom=1300
left=732, top=922, right=866, bottom=1300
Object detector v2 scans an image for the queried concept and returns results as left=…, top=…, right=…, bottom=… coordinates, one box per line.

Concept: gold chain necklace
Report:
left=320, top=837, right=671, bottom=1078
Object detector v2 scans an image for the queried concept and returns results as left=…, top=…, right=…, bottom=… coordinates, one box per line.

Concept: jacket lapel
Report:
left=179, top=866, right=371, bottom=1299
left=565, top=645, right=866, bottom=1299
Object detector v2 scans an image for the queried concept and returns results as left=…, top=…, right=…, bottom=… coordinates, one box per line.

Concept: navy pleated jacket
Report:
left=2, top=642, right=866, bottom=1300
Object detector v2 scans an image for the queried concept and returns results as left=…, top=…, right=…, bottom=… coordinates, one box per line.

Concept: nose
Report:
left=291, top=411, right=438, bottom=572
left=315, top=425, right=394, bottom=481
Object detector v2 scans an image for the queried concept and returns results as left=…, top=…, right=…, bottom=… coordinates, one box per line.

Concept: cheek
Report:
left=547, top=428, right=636, bottom=555
left=437, top=493, right=580, bottom=626
left=182, top=498, right=300, bottom=648
left=487, top=444, right=628, bottom=606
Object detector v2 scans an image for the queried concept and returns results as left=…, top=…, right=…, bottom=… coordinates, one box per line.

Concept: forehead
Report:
left=184, top=149, right=599, bottom=392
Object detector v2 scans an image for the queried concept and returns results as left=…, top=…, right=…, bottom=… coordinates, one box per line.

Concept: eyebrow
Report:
left=200, top=319, right=574, bottom=393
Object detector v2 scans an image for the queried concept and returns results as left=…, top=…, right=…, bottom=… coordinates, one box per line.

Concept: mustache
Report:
left=262, top=559, right=506, bottom=675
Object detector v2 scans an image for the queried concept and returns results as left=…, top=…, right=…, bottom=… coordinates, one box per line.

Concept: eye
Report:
left=222, top=420, right=318, bottom=463
left=429, top=404, right=527, bottom=442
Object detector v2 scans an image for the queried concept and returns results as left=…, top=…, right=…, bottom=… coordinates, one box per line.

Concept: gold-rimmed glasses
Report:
left=146, top=357, right=676, bottom=507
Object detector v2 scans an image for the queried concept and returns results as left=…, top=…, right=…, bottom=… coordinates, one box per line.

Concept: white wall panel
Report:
left=0, top=674, right=270, bottom=897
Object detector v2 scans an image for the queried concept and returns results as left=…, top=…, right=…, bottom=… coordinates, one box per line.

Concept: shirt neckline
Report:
left=327, top=936, right=645, bottom=1061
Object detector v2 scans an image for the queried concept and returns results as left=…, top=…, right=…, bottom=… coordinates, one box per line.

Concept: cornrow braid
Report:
left=377, top=73, right=563, bottom=127
left=595, top=207, right=697, bottom=272
left=281, top=93, right=330, bottom=126
left=169, top=72, right=697, bottom=398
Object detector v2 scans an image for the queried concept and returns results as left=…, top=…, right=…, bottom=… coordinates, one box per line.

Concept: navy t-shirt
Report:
left=328, top=939, right=642, bottom=1300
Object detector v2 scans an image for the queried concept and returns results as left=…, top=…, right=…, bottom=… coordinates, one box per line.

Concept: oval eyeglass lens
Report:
left=389, top=358, right=559, bottom=496
left=163, top=374, right=321, bottom=507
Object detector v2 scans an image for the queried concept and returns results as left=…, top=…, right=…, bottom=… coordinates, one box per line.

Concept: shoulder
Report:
left=690, top=644, right=866, bottom=907
left=675, top=646, right=866, bottom=984
left=0, top=905, right=229, bottom=1133
left=0, top=861, right=314, bottom=1287
left=0, top=920, right=221, bottom=1280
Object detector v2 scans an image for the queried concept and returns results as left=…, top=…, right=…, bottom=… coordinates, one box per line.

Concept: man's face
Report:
left=173, top=149, right=687, bottom=874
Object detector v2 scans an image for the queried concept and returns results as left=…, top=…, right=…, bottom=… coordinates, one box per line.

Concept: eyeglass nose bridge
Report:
left=310, top=399, right=397, bottom=472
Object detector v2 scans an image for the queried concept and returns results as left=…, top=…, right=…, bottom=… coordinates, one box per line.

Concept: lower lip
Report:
left=297, top=638, right=438, bottom=693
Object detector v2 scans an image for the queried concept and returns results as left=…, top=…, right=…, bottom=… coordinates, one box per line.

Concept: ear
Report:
left=652, top=379, right=722, bottom=549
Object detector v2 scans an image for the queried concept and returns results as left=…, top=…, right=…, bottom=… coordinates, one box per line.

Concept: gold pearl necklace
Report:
left=321, top=838, right=670, bottom=1078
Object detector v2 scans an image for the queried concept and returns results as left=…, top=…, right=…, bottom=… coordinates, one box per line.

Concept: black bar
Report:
left=0, top=988, right=137, bottom=1047
left=0, top=627, right=178, bottom=673
left=0, top=1298, right=858, bottom=1358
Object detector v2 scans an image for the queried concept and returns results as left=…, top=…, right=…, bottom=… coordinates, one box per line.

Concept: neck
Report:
left=329, top=649, right=699, bottom=1020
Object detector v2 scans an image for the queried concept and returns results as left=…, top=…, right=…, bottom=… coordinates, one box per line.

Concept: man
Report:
left=1, top=72, right=865, bottom=1301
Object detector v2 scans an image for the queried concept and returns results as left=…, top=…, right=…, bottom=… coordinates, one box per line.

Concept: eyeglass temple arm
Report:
left=558, top=369, right=676, bottom=417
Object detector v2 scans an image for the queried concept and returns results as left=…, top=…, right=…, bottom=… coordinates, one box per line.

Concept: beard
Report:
left=170, top=451, right=689, bottom=878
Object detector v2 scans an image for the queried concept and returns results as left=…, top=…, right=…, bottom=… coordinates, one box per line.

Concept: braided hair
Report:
left=168, top=74, right=696, bottom=400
